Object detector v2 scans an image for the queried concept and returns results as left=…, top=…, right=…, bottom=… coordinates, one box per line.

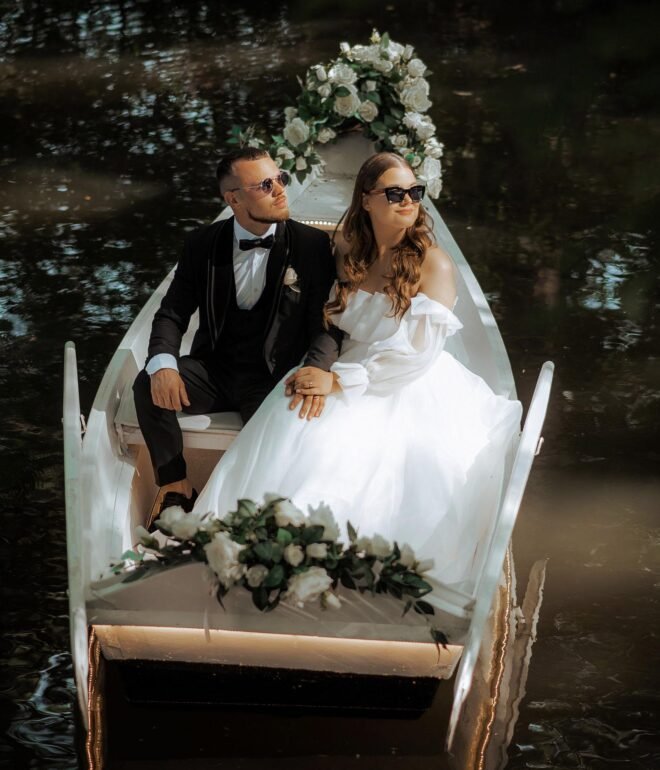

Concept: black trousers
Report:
left=132, top=355, right=278, bottom=486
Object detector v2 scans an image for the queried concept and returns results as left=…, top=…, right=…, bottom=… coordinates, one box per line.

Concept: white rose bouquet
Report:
left=111, top=494, right=446, bottom=644
left=226, top=30, right=444, bottom=197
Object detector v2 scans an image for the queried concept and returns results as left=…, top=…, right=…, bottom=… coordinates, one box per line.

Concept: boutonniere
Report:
left=283, top=266, right=301, bottom=293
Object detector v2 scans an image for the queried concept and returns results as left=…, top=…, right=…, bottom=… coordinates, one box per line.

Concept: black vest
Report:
left=214, top=231, right=286, bottom=383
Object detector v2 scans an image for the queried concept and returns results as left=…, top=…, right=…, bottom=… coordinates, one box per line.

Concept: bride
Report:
left=193, top=152, right=522, bottom=591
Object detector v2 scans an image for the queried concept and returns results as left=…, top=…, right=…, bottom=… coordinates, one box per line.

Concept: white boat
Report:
left=63, top=133, right=554, bottom=766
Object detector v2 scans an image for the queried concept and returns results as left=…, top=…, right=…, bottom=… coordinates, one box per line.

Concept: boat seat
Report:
left=114, top=381, right=243, bottom=451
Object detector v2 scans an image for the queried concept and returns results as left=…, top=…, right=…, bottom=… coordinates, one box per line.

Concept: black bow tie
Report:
left=238, top=234, right=275, bottom=251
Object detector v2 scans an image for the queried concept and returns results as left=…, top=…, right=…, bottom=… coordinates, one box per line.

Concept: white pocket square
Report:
left=283, top=266, right=301, bottom=293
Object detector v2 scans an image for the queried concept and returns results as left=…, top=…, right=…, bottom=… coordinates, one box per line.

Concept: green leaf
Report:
left=402, top=600, right=413, bottom=617
left=365, top=91, right=382, bottom=105
left=334, top=85, right=350, bottom=97
left=301, top=525, right=325, bottom=544
left=253, top=541, right=273, bottom=562
left=346, top=521, right=358, bottom=543
left=237, top=499, right=258, bottom=518
left=413, top=599, right=435, bottom=616
left=263, top=564, right=285, bottom=588
left=276, top=528, right=293, bottom=546
left=251, top=587, right=268, bottom=611
left=380, top=32, right=390, bottom=49
left=121, top=550, right=142, bottom=562
left=431, top=628, right=448, bottom=647
left=370, top=121, right=388, bottom=138
left=340, top=571, right=356, bottom=590
left=271, top=543, right=284, bottom=564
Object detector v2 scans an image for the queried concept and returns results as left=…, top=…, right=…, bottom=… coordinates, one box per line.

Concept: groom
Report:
left=132, top=147, right=341, bottom=519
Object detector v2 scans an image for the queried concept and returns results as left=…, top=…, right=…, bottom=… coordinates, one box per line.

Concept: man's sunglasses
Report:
left=368, top=184, right=426, bottom=204
left=229, top=171, right=291, bottom=194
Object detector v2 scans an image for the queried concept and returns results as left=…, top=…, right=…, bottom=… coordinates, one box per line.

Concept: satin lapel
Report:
left=265, top=221, right=288, bottom=288
left=208, top=217, right=235, bottom=348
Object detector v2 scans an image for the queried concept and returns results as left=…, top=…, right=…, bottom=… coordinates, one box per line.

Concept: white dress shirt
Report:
left=146, top=220, right=277, bottom=375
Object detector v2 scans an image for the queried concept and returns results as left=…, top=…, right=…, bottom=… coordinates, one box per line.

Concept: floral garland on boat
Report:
left=112, top=495, right=447, bottom=644
left=227, top=30, right=444, bottom=197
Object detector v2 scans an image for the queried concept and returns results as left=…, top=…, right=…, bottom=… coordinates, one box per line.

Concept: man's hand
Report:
left=285, top=366, right=336, bottom=397
left=150, top=368, right=190, bottom=411
left=288, top=393, right=326, bottom=420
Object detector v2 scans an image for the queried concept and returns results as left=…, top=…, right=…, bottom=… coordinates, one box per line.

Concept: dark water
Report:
left=1, top=1, right=659, bottom=767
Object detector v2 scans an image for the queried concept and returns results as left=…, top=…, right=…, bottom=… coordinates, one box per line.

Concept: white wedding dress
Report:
left=194, top=288, right=522, bottom=591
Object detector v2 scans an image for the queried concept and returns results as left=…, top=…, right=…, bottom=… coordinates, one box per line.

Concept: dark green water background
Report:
left=1, top=1, right=659, bottom=767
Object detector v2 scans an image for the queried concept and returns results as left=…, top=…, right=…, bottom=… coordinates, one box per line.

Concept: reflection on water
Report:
left=1, top=0, right=658, bottom=767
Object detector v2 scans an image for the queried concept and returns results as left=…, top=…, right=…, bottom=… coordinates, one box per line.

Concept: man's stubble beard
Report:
left=247, top=202, right=290, bottom=224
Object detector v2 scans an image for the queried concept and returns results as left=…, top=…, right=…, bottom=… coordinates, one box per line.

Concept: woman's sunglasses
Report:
left=229, top=171, right=291, bottom=194
left=369, top=184, right=426, bottom=204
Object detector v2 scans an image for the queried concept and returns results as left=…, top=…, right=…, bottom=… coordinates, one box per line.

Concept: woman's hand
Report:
left=285, top=366, right=337, bottom=397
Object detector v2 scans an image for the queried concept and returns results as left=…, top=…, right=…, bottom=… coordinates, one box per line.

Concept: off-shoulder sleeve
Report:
left=331, top=293, right=463, bottom=401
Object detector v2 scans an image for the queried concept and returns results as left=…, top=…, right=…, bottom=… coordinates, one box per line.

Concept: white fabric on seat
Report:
left=114, top=381, right=243, bottom=451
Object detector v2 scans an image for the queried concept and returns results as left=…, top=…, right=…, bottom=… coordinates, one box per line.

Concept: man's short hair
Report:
left=216, top=147, right=270, bottom=193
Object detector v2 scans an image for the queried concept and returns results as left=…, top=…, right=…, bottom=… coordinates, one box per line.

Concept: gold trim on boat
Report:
left=86, top=627, right=105, bottom=770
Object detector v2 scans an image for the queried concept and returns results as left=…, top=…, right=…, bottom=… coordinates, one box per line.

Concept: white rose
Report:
left=315, top=65, right=328, bottom=82
left=416, top=558, right=435, bottom=573
left=276, top=145, right=295, bottom=160
left=158, top=505, right=207, bottom=540
left=410, top=154, right=422, bottom=168
left=416, top=121, right=436, bottom=141
left=134, top=525, right=154, bottom=543
left=391, top=133, right=409, bottom=148
left=418, top=156, right=442, bottom=183
left=283, top=543, right=305, bottom=567
left=356, top=536, right=372, bottom=554
left=403, top=111, right=424, bottom=131
left=403, top=44, right=414, bottom=61
left=284, top=106, right=297, bottom=123
left=316, top=127, right=336, bottom=144
left=328, top=62, right=357, bottom=86
left=323, top=591, right=342, bottom=610
left=350, top=44, right=380, bottom=64
left=369, top=534, right=392, bottom=559
left=246, top=564, right=269, bottom=588
left=282, top=117, right=310, bottom=147
left=318, top=83, right=332, bottom=98
left=424, top=138, right=444, bottom=159
left=339, top=41, right=351, bottom=55
left=384, top=41, right=405, bottom=62
left=373, top=58, right=393, bottom=74
left=274, top=499, right=306, bottom=527
left=426, top=177, right=442, bottom=198
left=306, top=543, right=328, bottom=559
left=283, top=566, right=333, bottom=608
left=307, top=502, right=340, bottom=540
left=295, top=156, right=308, bottom=171
left=399, top=543, right=416, bottom=568
left=395, top=146, right=412, bottom=157
left=333, top=85, right=361, bottom=117
left=400, top=79, right=432, bottom=112
left=358, top=100, right=379, bottom=122
left=204, top=532, right=246, bottom=589
left=370, top=30, right=381, bottom=44
left=364, top=80, right=377, bottom=92
left=407, top=58, right=427, bottom=77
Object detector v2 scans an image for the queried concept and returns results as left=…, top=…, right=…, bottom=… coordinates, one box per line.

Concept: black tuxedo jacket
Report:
left=147, top=217, right=342, bottom=380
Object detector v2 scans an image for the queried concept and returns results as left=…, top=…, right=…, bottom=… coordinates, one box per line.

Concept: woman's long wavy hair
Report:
left=324, top=152, right=434, bottom=327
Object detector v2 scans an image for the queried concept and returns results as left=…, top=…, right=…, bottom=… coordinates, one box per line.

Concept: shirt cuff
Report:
left=330, top=362, right=369, bottom=402
left=146, top=353, right=179, bottom=375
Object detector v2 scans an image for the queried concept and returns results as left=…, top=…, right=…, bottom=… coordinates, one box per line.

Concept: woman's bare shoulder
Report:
left=419, top=245, right=456, bottom=305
